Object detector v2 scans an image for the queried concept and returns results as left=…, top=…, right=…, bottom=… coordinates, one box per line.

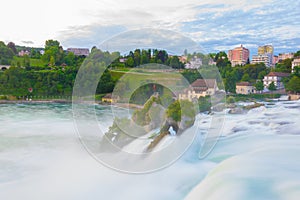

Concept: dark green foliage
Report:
left=181, top=69, right=202, bottom=84
left=224, top=71, right=237, bottom=93
left=0, top=42, right=14, bottom=65
left=275, top=58, right=292, bottom=73
left=286, top=76, right=300, bottom=93
left=255, top=80, right=264, bottom=92
left=7, top=42, right=17, bottom=55
left=198, top=96, right=212, bottom=112
left=168, top=56, right=183, bottom=69
left=122, top=48, right=184, bottom=69
left=41, top=40, right=65, bottom=66
left=167, top=100, right=181, bottom=121
left=294, top=50, right=300, bottom=57
left=166, top=100, right=195, bottom=122
left=268, top=82, right=277, bottom=91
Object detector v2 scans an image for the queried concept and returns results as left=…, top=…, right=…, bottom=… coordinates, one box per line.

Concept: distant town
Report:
left=0, top=40, right=300, bottom=104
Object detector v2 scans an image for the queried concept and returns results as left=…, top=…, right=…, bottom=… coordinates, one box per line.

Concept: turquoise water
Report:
left=0, top=102, right=300, bottom=200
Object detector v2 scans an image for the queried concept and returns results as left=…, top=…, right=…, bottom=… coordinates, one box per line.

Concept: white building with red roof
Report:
left=263, top=72, right=290, bottom=89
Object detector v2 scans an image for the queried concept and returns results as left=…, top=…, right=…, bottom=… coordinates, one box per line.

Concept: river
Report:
left=0, top=101, right=300, bottom=200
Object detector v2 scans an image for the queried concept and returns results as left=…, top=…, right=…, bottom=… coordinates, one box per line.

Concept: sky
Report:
left=1, top=0, right=299, bottom=55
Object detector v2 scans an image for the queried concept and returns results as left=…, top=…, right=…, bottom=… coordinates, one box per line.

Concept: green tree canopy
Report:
left=268, top=82, right=276, bottom=91
left=41, top=40, right=64, bottom=66
left=286, top=76, right=300, bottom=93
left=255, top=80, right=264, bottom=92
left=7, top=42, right=17, bottom=55
left=0, top=41, right=14, bottom=65
left=241, top=73, right=250, bottom=82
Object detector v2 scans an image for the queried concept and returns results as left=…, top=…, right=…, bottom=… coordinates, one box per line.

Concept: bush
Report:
left=227, top=96, right=235, bottom=104
left=198, top=96, right=212, bottom=112
left=0, top=95, right=8, bottom=100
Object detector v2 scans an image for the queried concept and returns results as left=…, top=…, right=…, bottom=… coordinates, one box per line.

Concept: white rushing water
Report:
left=0, top=101, right=300, bottom=200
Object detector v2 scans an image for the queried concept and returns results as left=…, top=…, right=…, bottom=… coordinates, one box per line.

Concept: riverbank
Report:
left=0, top=99, right=72, bottom=104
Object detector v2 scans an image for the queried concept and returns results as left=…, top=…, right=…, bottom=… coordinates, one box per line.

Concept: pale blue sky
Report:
left=1, top=0, right=299, bottom=55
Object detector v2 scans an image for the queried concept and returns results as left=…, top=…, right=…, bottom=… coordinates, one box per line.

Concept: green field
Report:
left=13, top=56, right=45, bottom=67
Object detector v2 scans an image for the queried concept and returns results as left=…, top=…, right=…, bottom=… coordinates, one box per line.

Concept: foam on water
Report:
left=0, top=101, right=300, bottom=200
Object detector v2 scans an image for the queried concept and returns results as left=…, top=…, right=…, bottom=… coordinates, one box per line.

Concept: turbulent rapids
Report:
left=0, top=100, right=300, bottom=200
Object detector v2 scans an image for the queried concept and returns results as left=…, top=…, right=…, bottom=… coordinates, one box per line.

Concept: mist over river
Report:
left=0, top=101, right=300, bottom=200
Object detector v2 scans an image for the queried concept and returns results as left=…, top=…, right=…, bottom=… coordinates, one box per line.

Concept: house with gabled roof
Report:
left=236, top=82, right=255, bottom=95
left=263, top=72, right=290, bottom=89
left=179, top=79, right=218, bottom=101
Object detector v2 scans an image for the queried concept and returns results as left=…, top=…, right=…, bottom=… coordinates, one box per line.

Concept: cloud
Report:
left=59, top=24, right=127, bottom=48
left=181, top=0, right=300, bottom=55
left=21, top=41, right=34, bottom=45
left=97, top=28, right=202, bottom=55
left=20, top=0, right=298, bottom=55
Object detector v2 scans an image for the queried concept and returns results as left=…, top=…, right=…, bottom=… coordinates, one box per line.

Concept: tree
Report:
left=156, top=50, right=168, bottom=64
left=140, top=50, right=150, bottom=65
left=294, top=66, right=300, bottom=77
left=215, top=51, right=230, bottom=69
left=286, top=76, right=300, bottom=93
left=166, top=100, right=181, bottom=122
left=7, top=42, right=17, bottom=55
left=0, top=42, right=14, bottom=65
left=224, top=71, right=237, bottom=93
left=258, top=71, right=267, bottom=80
left=294, top=50, right=300, bottom=57
left=268, top=82, right=276, bottom=91
left=198, top=96, right=211, bottom=112
left=49, top=56, right=55, bottom=66
left=241, top=73, right=250, bottom=82
left=255, top=80, right=264, bottom=93
left=169, top=56, right=182, bottom=69
left=133, top=49, right=141, bottom=67
left=275, top=58, right=292, bottom=73
left=64, top=52, right=75, bottom=66
left=125, top=57, right=134, bottom=67
left=23, top=55, right=31, bottom=69
left=41, top=40, right=64, bottom=66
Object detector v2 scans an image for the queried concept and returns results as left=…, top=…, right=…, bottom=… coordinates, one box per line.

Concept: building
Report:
left=263, top=72, right=290, bottom=89
left=278, top=53, right=294, bottom=61
left=67, top=48, right=90, bottom=56
left=252, top=45, right=274, bottom=67
left=185, top=56, right=202, bottom=69
left=178, top=56, right=188, bottom=63
left=18, top=50, right=30, bottom=57
left=119, top=58, right=128, bottom=63
left=228, top=45, right=250, bottom=67
left=236, top=82, right=255, bottom=95
left=179, top=79, right=218, bottom=101
left=273, top=55, right=279, bottom=65
left=292, top=57, right=300, bottom=73
left=258, top=45, right=274, bottom=55
left=251, top=53, right=273, bottom=67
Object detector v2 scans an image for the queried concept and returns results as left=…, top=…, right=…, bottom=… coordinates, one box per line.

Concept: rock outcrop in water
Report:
left=100, top=95, right=196, bottom=152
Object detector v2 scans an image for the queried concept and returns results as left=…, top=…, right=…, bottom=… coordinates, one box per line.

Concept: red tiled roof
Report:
left=236, top=82, right=252, bottom=86
left=191, top=79, right=217, bottom=89
left=267, top=72, right=290, bottom=77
